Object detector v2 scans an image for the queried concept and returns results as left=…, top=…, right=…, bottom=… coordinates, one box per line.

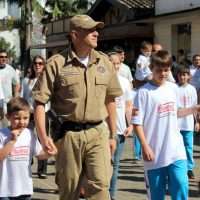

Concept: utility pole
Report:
left=24, top=0, right=32, bottom=68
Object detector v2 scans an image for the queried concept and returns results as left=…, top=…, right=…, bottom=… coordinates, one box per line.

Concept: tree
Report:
left=0, top=0, right=91, bottom=67
left=0, top=37, right=16, bottom=61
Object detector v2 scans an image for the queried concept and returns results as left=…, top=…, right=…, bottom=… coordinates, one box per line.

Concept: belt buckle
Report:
left=85, top=124, right=91, bottom=129
left=74, top=125, right=81, bottom=131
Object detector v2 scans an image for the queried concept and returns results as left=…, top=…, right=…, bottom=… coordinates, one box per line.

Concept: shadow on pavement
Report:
left=34, top=187, right=58, bottom=194
left=118, top=175, right=144, bottom=182
left=118, top=188, right=146, bottom=194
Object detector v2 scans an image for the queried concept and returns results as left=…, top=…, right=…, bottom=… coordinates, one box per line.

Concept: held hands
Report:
left=142, top=143, right=155, bottom=162
left=43, top=137, right=57, bottom=156
left=193, top=105, right=200, bottom=113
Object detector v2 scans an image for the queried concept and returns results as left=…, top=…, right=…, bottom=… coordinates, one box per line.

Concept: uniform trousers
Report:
left=145, top=160, right=188, bottom=200
left=55, top=122, right=111, bottom=200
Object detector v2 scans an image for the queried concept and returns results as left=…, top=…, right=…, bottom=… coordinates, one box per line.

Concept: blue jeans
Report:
left=145, top=160, right=188, bottom=200
left=109, top=135, right=125, bottom=199
left=0, top=195, right=31, bottom=200
left=180, top=130, right=194, bottom=170
left=133, top=134, right=142, bottom=160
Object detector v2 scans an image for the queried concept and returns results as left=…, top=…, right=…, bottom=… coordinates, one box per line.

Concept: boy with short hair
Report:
left=132, top=50, right=200, bottom=200
left=108, top=53, right=133, bottom=200
left=135, top=41, right=152, bottom=82
left=177, top=66, right=198, bottom=179
left=0, top=97, right=57, bottom=199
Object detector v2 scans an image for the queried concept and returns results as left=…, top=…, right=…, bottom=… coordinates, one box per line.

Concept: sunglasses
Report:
left=34, top=62, right=44, bottom=66
left=0, top=56, right=8, bottom=59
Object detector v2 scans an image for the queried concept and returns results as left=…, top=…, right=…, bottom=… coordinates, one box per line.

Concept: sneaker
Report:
left=187, top=170, right=195, bottom=179
left=38, top=173, right=47, bottom=179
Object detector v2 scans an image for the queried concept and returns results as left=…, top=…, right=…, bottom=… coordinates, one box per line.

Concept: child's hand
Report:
left=142, top=143, right=155, bottom=161
left=11, top=129, right=22, bottom=141
left=194, top=122, right=200, bottom=133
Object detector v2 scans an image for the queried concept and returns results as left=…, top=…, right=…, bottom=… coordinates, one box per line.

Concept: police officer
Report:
left=32, top=15, right=122, bottom=200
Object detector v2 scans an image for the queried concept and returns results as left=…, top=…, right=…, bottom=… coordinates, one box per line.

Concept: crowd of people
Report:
left=0, top=14, right=200, bottom=200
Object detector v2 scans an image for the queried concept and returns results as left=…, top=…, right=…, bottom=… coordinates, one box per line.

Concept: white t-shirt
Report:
left=135, top=54, right=152, bottom=81
left=178, top=84, right=197, bottom=131
left=190, top=68, right=200, bottom=91
left=118, top=63, right=133, bottom=83
left=132, top=81, right=186, bottom=170
left=0, top=128, right=42, bottom=197
left=189, top=65, right=197, bottom=77
left=0, top=64, right=20, bottom=103
left=115, top=75, right=132, bottom=135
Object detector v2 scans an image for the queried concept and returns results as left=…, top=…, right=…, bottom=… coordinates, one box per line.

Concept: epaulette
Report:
left=98, top=50, right=110, bottom=59
left=47, top=54, right=65, bottom=67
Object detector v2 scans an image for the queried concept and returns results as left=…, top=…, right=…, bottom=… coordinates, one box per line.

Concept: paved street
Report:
left=32, top=134, right=200, bottom=200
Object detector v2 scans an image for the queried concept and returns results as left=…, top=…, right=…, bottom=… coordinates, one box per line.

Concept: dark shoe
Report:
left=38, top=173, right=47, bottom=179
left=187, top=170, right=195, bottom=179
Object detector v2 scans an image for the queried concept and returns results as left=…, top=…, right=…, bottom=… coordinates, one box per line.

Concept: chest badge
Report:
left=97, top=66, right=106, bottom=73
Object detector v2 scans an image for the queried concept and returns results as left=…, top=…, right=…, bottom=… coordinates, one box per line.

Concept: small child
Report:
left=0, top=97, right=57, bottom=199
left=177, top=66, right=198, bottom=179
left=135, top=41, right=152, bottom=83
left=132, top=50, right=200, bottom=200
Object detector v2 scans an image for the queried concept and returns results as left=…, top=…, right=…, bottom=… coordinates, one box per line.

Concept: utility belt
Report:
left=52, top=120, right=102, bottom=142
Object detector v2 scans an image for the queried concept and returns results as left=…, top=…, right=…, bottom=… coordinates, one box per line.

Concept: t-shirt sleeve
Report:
left=11, top=68, right=20, bottom=85
left=131, top=89, right=145, bottom=125
left=124, top=81, right=133, bottom=101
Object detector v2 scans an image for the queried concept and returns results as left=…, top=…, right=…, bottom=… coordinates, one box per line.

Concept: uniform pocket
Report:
left=59, top=75, right=81, bottom=98
left=95, top=76, right=109, bottom=98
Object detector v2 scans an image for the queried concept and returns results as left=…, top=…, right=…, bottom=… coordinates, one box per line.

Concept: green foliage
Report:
left=0, top=37, right=16, bottom=60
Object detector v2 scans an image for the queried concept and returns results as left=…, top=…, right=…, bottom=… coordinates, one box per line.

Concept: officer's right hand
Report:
left=109, top=139, right=116, bottom=156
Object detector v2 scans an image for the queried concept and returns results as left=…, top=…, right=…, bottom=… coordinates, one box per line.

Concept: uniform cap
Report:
left=70, top=15, right=104, bottom=30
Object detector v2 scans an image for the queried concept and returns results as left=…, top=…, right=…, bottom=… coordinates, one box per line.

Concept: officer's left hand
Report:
left=109, top=139, right=116, bottom=156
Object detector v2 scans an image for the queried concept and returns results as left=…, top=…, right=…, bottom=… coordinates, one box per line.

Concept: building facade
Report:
left=154, top=0, right=200, bottom=60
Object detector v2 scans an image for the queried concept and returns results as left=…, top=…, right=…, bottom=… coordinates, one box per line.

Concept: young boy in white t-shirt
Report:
left=135, top=41, right=152, bottom=83
left=132, top=50, right=200, bottom=200
left=0, top=97, right=57, bottom=199
left=108, top=53, right=133, bottom=200
left=177, top=67, right=198, bottom=179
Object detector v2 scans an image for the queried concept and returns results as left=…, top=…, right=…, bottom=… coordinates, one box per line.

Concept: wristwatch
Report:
left=109, top=134, right=118, bottom=140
